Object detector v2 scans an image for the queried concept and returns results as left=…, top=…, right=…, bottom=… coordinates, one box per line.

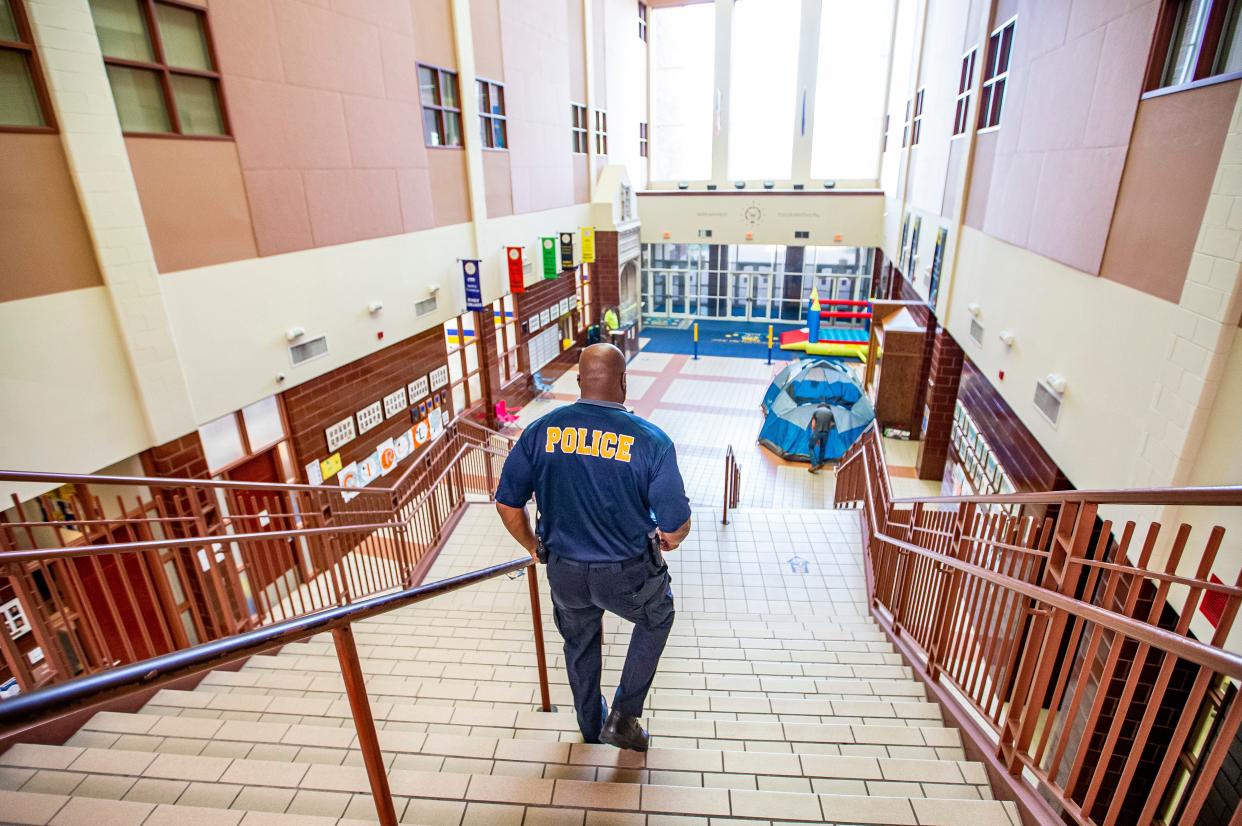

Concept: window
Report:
left=728, top=0, right=799, bottom=180
left=1150, top=0, right=1242, bottom=91
left=418, top=64, right=461, bottom=147
left=571, top=103, right=587, bottom=153
left=638, top=1, right=647, bottom=41
left=639, top=121, right=648, bottom=157
left=978, top=18, right=1014, bottom=130
left=443, top=312, right=482, bottom=415
left=477, top=79, right=507, bottom=149
left=576, top=264, right=592, bottom=333
left=910, top=88, right=924, bottom=146
left=953, top=50, right=976, bottom=136
left=88, top=0, right=226, bottom=136
left=902, top=98, right=911, bottom=147
left=0, top=0, right=53, bottom=128
left=197, top=395, right=292, bottom=477
left=649, top=2, right=714, bottom=181
left=493, top=296, right=520, bottom=386
left=594, top=109, right=608, bottom=154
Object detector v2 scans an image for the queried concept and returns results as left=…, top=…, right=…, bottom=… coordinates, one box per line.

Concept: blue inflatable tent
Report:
left=758, top=359, right=875, bottom=463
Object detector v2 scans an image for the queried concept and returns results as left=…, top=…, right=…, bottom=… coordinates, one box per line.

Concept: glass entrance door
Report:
left=669, top=273, right=689, bottom=315
left=749, top=272, right=773, bottom=320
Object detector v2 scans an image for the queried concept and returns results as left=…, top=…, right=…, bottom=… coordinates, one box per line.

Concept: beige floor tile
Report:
left=67, top=747, right=156, bottom=776
left=49, top=795, right=155, bottom=826
left=232, top=785, right=297, bottom=813
left=798, top=754, right=882, bottom=780
left=878, top=758, right=963, bottom=784
left=70, top=773, right=135, bottom=800
left=238, top=813, right=339, bottom=825
left=641, top=784, right=730, bottom=816
left=144, top=752, right=233, bottom=783
left=494, top=739, right=570, bottom=764
left=20, top=771, right=83, bottom=795
left=647, top=770, right=701, bottom=787
left=730, top=789, right=822, bottom=821
left=286, top=789, right=351, bottom=818
left=400, top=797, right=466, bottom=825
left=248, top=744, right=302, bottom=763
left=145, top=803, right=244, bottom=826
left=646, top=817, right=709, bottom=826
left=180, top=782, right=243, bottom=809
left=0, top=789, right=69, bottom=825
left=910, top=797, right=1013, bottom=825
left=388, top=768, right=470, bottom=799
left=755, top=776, right=812, bottom=794
left=583, top=812, right=645, bottom=826
left=722, top=751, right=800, bottom=777
left=645, top=749, right=721, bottom=773
left=3, top=745, right=84, bottom=771
left=461, top=801, right=525, bottom=825
left=553, top=778, right=641, bottom=810
left=467, top=773, right=554, bottom=805
left=124, top=777, right=188, bottom=804
left=818, top=794, right=917, bottom=825
left=221, top=758, right=309, bottom=788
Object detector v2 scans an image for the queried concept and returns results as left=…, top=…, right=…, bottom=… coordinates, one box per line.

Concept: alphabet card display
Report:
left=408, top=375, right=429, bottom=403
left=356, top=401, right=383, bottom=434
left=325, top=417, right=356, bottom=452
left=429, top=365, right=449, bottom=392
left=382, top=388, right=408, bottom=418
left=377, top=438, right=398, bottom=475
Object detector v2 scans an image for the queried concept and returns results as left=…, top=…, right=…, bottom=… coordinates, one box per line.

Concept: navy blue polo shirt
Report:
left=495, top=399, right=691, bottom=563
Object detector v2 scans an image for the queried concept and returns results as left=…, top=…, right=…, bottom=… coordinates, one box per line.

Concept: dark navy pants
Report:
left=809, top=432, right=829, bottom=468
left=545, top=553, right=675, bottom=742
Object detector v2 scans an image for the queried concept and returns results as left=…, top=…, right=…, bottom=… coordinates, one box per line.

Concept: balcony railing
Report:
left=834, top=424, right=1242, bottom=825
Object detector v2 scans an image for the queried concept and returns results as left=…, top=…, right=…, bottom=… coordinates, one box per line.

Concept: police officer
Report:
left=494, top=343, right=692, bottom=751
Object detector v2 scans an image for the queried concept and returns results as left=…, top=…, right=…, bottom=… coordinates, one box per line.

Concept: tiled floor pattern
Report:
left=1, top=505, right=1019, bottom=825
left=513, top=349, right=939, bottom=512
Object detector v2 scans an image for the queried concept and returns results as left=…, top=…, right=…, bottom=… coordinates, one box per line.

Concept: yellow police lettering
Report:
left=615, top=434, right=635, bottom=463
left=575, top=427, right=593, bottom=455
left=599, top=432, right=617, bottom=459
left=561, top=427, right=578, bottom=453
left=545, top=427, right=562, bottom=453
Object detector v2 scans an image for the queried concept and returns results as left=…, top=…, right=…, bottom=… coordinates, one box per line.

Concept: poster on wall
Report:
left=580, top=226, right=595, bottom=263
left=304, top=460, right=323, bottom=486
left=320, top=452, right=343, bottom=481
left=383, top=388, right=408, bottom=419
left=540, top=308, right=551, bottom=327
left=528, top=315, right=540, bottom=333
left=325, top=417, right=356, bottom=452
left=377, top=438, right=398, bottom=475
left=541, top=237, right=557, bottom=278
left=413, top=417, right=432, bottom=447
left=358, top=453, right=381, bottom=486
left=408, top=375, right=429, bottom=402
left=356, top=401, right=383, bottom=434
left=338, top=462, right=360, bottom=502
left=429, top=365, right=449, bottom=392
left=461, top=259, right=484, bottom=310
left=394, top=430, right=414, bottom=461
left=506, top=246, right=525, bottom=294
left=559, top=232, right=575, bottom=270
left=429, top=404, right=444, bottom=438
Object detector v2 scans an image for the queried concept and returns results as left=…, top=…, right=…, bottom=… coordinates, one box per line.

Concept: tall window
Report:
left=902, top=98, right=911, bottom=147
left=571, top=103, right=587, bottom=153
left=88, top=0, right=227, bottom=136
left=1151, top=0, right=1242, bottom=90
left=492, top=296, right=519, bottom=386
left=881, top=115, right=889, bottom=152
left=639, top=122, right=648, bottom=157
left=0, top=0, right=53, bottom=128
left=728, top=0, right=799, bottom=180
left=638, top=1, right=647, bottom=41
left=477, top=79, right=507, bottom=149
left=576, top=265, right=592, bottom=333
left=910, top=88, right=924, bottom=146
left=978, top=18, right=1014, bottom=130
left=419, top=64, right=461, bottom=147
left=650, top=2, right=714, bottom=181
left=810, top=0, right=894, bottom=180
left=594, top=109, right=608, bottom=155
left=443, top=312, right=482, bottom=415
left=953, top=50, right=976, bottom=136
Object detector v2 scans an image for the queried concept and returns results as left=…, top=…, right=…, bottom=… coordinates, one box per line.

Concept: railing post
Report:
left=332, top=623, right=397, bottom=826
left=527, top=564, right=553, bottom=712
left=926, top=503, right=975, bottom=682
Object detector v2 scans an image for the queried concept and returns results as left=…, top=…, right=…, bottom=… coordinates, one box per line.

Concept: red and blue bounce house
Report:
left=778, top=288, right=872, bottom=361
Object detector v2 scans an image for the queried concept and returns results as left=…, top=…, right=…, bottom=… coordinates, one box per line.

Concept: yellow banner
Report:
left=580, top=226, right=595, bottom=263
left=320, top=452, right=343, bottom=481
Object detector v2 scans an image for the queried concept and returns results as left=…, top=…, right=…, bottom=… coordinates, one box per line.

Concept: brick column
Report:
left=593, top=231, right=620, bottom=326
left=915, top=328, right=965, bottom=481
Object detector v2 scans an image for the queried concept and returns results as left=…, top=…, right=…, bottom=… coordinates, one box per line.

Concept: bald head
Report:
left=577, top=343, right=627, bottom=404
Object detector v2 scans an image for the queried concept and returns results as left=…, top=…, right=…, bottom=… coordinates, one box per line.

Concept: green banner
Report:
left=540, top=236, right=558, bottom=279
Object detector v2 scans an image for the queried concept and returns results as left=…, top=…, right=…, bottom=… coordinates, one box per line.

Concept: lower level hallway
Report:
left=0, top=503, right=1019, bottom=825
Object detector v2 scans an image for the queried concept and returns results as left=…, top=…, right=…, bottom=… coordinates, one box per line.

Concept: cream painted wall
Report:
left=636, top=192, right=884, bottom=246
left=946, top=227, right=1182, bottom=489
left=907, top=0, right=969, bottom=217
left=0, top=288, right=150, bottom=501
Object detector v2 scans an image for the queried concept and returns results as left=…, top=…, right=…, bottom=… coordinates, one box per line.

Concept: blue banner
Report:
left=461, top=259, right=483, bottom=310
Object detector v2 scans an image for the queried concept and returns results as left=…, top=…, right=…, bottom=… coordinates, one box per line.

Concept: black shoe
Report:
left=599, top=709, right=649, bottom=752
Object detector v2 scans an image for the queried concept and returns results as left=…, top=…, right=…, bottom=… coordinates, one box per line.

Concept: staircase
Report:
left=0, top=504, right=1021, bottom=825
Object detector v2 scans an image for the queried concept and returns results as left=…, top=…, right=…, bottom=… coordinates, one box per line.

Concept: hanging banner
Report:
left=559, top=231, right=575, bottom=271
left=541, top=236, right=558, bottom=278
left=461, top=259, right=483, bottom=310
left=580, top=227, right=595, bottom=263
left=506, top=246, right=525, bottom=294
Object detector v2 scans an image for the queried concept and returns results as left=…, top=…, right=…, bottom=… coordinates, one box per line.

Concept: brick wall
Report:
left=281, top=327, right=448, bottom=481
left=593, top=231, right=620, bottom=320
left=140, top=432, right=210, bottom=480
left=915, top=328, right=964, bottom=481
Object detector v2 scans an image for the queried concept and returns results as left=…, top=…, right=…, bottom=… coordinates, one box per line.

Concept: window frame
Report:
left=638, top=1, right=648, bottom=41
left=901, top=98, right=911, bottom=147
left=977, top=17, right=1015, bottom=132
left=910, top=88, right=925, bottom=146
left=1145, top=0, right=1242, bottom=96
left=443, top=311, right=484, bottom=415
left=93, top=0, right=231, bottom=140
left=952, top=49, right=976, bottom=137
left=0, top=0, right=56, bottom=133
left=639, top=121, right=648, bottom=157
left=476, top=77, right=507, bottom=151
left=594, top=108, right=608, bottom=155
left=418, top=62, right=463, bottom=149
left=571, top=102, right=587, bottom=154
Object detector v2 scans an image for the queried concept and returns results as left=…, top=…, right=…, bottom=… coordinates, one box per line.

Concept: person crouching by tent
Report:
left=808, top=403, right=833, bottom=473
